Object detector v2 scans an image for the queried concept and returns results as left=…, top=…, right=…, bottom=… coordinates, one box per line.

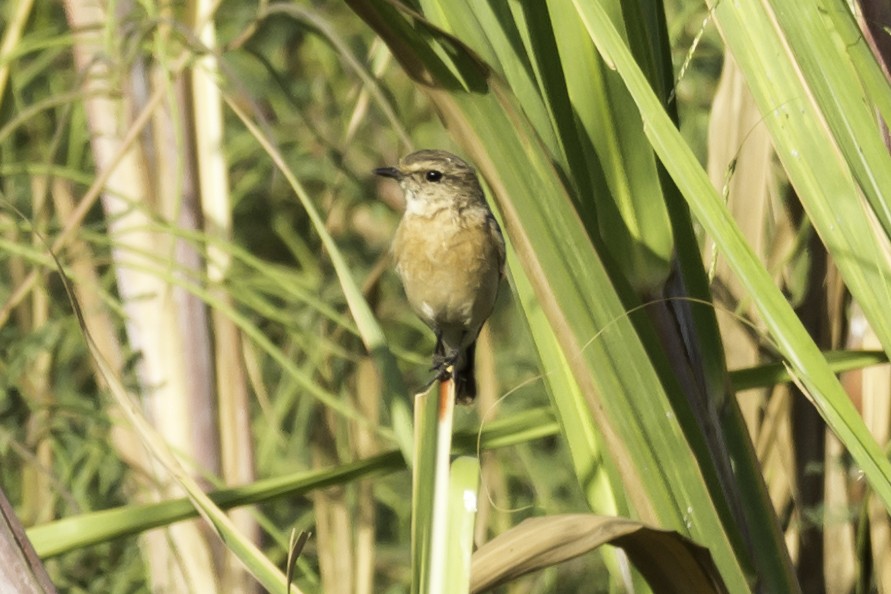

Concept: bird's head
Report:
left=374, top=150, right=484, bottom=215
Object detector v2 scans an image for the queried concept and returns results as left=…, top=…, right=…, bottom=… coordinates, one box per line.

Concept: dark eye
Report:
left=425, top=170, right=443, bottom=182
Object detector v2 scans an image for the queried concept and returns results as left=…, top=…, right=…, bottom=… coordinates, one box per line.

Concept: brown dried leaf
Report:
left=470, top=514, right=728, bottom=593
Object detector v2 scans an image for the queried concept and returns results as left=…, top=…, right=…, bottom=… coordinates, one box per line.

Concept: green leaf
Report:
left=29, top=408, right=561, bottom=559
left=445, top=456, right=481, bottom=594
left=572, top=0, right=891, bottom=526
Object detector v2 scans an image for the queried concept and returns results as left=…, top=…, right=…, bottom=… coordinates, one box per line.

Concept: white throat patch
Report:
left=403, top=189, right=432, bottom=216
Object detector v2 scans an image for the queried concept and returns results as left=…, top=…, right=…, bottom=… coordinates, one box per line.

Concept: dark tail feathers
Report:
left=453, top=341, right=477, bottom=404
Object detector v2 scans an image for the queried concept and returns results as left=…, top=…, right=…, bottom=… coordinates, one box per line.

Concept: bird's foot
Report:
left=429, top=350, right=460, bottom=381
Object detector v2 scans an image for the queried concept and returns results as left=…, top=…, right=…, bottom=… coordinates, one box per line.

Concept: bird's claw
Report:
left=429, top=351, right=459, bottom=380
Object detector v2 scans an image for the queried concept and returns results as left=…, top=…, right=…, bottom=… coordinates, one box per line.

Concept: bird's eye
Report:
left=425, top=170, right=443, bottom=182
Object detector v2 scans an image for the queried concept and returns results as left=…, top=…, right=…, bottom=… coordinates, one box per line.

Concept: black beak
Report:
left=373, top=166, right=402, bottom=180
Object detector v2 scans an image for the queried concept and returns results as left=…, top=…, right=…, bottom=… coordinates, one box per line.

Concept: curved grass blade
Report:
left=470, top=514, right=728, bottom=594
left=572, top=0, right=891, bottom=517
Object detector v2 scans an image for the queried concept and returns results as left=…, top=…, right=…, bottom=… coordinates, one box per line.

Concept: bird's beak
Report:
left=373, top=166, right=403, bottom=180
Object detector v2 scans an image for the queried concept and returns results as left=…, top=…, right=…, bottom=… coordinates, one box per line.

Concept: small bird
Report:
left=375, top=150, right=505, bottom=403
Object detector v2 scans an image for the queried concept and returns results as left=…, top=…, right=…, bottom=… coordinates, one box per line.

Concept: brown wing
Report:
left=486, top=212, right=507, bottom=278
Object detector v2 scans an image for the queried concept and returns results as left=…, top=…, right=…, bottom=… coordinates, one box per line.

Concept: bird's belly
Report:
left=393, top=218, right=501, bottom=339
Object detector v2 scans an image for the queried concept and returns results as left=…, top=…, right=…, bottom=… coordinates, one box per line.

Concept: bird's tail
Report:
left=453, top=341, right=477, bottom=404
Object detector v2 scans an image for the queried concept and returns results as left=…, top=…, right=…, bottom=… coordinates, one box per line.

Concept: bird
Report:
left=375, top=149, right=505, bottom=403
